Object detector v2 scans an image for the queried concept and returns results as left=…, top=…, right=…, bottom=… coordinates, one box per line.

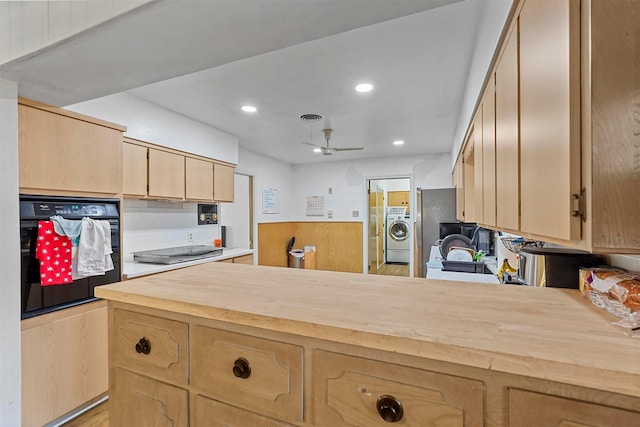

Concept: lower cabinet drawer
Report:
left=313, top=350, right=484, bottom=426
left=193, top=394, right=297, bottom=427
left=111, top=368, right=188, bottom=427
left=112, top=309, right=189, bottom=384
left=191, top=325, right=304, bottom=423
left=509, top=388, right=640, bottom=426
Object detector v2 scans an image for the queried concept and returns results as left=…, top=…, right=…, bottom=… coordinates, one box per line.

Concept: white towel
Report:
left=98, top=220, right=114, bottom=272
left=77, top=218, right=107, bottom=277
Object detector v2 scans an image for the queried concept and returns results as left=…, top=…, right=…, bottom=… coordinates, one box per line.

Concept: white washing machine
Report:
left=386, top=212, right=411, bottom=264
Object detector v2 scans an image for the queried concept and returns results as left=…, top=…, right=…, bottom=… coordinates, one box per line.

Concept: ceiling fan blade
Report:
left=333, top=147, right=364, bottom=152
left=300, top=141, right=320, bottom=148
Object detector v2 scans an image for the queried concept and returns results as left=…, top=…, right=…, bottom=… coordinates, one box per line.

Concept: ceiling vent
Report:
left=300, top=113, right=323, bottom=122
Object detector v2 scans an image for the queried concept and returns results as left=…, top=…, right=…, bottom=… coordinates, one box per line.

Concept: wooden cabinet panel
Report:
left=482, top=79, right=496, bottom=227
left=589, top=0, right=640, bottom=251
left=185, top=157, right=214, bottom=201
left=473, top=111, right=484, bottom=224
left=495, top=24, right=520, bottom=231
left=313, top=350, right=484, bottom=426
left=214, top=163, right=235, bottom=202
left=18, top=104, right=123, bottom=195
left=232, top=254, right=254, bottom=265
left=509, top=388, right=640, bottom=426
left=113, top=309, right=188, bottom=385
left=193, top=394, right=295, bottom=427
left=462, top=143, right=475, bottom=222
left=21, top=301, right=108, bottom=427
left=519, top=0, right=581, bottom=241
left=148, top=149, right=185, bottom=199
left=191, top=325, right=303, bottom=423
left=111, top=368, right=188, bottom=427
left=122, top=142, right=147, bottom=197
left=454, top=159, right=465, bottom=221
left=387, top=191, right=410, bottom=213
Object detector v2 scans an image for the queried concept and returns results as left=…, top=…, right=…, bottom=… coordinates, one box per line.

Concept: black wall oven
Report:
left=20, top=195, right=121, bottom=319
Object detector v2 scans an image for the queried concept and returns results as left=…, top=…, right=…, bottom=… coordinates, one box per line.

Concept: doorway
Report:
left=366, top=177, right=412, bottom=277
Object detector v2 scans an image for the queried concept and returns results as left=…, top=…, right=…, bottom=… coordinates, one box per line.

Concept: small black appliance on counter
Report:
left=517, top=247, right=603, bottom=288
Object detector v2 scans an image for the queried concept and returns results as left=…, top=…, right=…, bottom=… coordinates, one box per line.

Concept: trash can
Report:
left=286, top=236, right=305, bottom=268
left=288, top=249, right=305, bottom=268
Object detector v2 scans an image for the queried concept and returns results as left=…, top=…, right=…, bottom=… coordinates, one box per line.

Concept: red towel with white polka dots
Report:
left=36, top=221, right=73, bottom=286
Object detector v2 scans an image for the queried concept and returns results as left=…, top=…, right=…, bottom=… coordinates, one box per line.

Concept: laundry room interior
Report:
left=368, top=177, right=412, bottom=278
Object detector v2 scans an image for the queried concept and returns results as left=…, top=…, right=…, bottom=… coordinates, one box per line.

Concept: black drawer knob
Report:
left=377, top=395, right=404, bottom=422
left=135, top=337, right=151, bottom=355
left=232, top=357, right=251, bottom=379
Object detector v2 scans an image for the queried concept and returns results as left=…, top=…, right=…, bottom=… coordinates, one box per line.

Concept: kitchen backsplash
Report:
left=605, top=254, right=640, bottom=272
left=122, top=199, right=219, bottom=261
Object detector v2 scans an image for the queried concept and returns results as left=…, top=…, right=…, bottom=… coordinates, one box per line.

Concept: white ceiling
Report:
left=1, top=0, right=512, bottom=165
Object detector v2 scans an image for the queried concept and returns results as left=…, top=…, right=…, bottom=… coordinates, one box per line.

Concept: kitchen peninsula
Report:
left=96, top=262, right=640, bottom=426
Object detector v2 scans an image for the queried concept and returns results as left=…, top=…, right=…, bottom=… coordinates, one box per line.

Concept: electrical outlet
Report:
left=187, top=231, right=194, bottom=242
left=352, top=210, right=359, bottom=217
left=327, top=210, right=333, bottom=219
left=328, top=187, right=333, bottom=194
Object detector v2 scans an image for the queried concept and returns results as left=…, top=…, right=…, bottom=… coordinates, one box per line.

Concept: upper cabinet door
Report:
left=519, top=0, right=581, bottom=241
left=148, top=149, right=185, bottom=200
left=185, top=157, right=214, bottom=201
left=463, top=139, right=476, bottom=223
left=123, top=142, right=148, bottom=197
left=495, top=24, right=520, bottom=232
left=473, top=110, right=484, bottom=225
left=213, top=163, right=235, bottom=202
left=19, top=104, right=123, bottom=195
left=481, top=80, right=496, bottom=227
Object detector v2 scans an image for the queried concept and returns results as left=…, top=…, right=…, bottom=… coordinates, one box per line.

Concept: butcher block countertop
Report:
left=95, top=262, right=640, bottom=398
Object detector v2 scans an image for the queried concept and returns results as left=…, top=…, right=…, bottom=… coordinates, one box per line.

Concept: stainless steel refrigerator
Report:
left=416, top=188, right=456, bottom=278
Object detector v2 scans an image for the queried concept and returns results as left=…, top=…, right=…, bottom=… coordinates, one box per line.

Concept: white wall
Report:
left=290, top=153, right=452, bottom=221
left=450, top=0, right=513, bottom=167
left=0, top=78, right=21, bottom=426
left=237, top=148, right=295, bottom=224
left=66, top=93, right=239, bottom=164
left=219, top=174, right=251, bottom=250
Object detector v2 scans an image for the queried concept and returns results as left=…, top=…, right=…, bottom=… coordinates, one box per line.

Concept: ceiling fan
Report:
left=304, top=128, right=364, bottom=156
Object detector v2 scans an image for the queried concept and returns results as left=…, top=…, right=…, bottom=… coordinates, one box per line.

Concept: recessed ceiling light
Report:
left=393, top=140, right=405, bottom=146
left=241, top=105, right=257, bottom=113
left=313, top=148, right=322, bottom=153
left=355, top=83, right=373, bottom=93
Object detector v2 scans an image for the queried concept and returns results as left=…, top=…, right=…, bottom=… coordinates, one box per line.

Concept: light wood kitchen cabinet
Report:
left=473, top=111, right=484, bottom=224
left=123, top=138, right=236, bottom=202
left=459, top=0, right=639, bottom=252
left=18, top=98, right=125, bottom=196
left=21, top=301, right=108, bottom=427
left=148, top=148, right=185, bottom=200
left=454, top=159, right=465, bottom=221
left=518, top=0, right=581, bottom=241
left=462, top=141, right=476, bottom=222
left=494, top=22, right=520, bottom=231
left=231, top=254, right=254, bottom=264
left=387, top=191, right=410, bottom=213
left=111, top=368, right=188, bottom=427
left=193, top=395, right=295, bottom=427
left=99, top=263, right=640, bottom=426
left=481, top=79, right=496, bottom=227
left=509, top=388, right=640, bottom=427
left=185, top=157, right=214, bottom=201
left=191, top=326, right=303, bottom=423
left=122, top=142, right=148, bottom=197
left=313, top=350, right=484, bottom=426
left=214, top=162, right=235, bottom=202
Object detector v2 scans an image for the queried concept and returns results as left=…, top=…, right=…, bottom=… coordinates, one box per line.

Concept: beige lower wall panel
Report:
left=21, top=301, right=108, bottom=427
left=258, top=222, right=363, bottom=273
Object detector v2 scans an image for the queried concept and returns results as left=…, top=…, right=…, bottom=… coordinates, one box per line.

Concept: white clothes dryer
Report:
left=386, top=213, right=411, bottom=263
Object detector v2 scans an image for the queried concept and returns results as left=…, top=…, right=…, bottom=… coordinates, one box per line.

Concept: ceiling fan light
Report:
left=355, top=83, right=373, bottom=93
left=393, top=140, right=405, bottom=146
left=313, top=148, right=322, bottom=153
left=241, top=105, right=257, bottom=113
